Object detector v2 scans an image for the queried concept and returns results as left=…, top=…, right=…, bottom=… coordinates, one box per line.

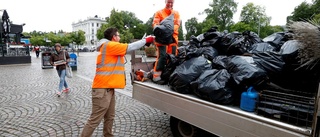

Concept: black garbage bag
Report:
left=263, top=32, right=284, bottom=43
left=190, top=69, right=234, bottom=105
left=179, top=44, right=199, bottom=60
left=161, top=53, right=181, bottom=84
left=196, top=34, right=205, bottom=43
left=279, top=40, right=301, bottom=55
left=253, top=52, right=285, bottom=76
left=226, top=36, right=247, bottom=56
left=189, top=35, right=201, bottom=48
left=169, top=56, right=212, bottom=94
left=153, top=14, right=175, bottom=45
left=220, top=31, right=242, bottom=46
left=227, top=55, right=268, bottom=87
left=242, top=30, right=263, bottom=45
left=263, top=32, right=293, bottom=51
left=248, top=42, right=275, bottom=53
left=211, top=55, right=230, bottom=70
left=179, top=46, right=219, bottom=61
left=226, top=31, right=263, bottom=56
left=201, top=32, right=222, bottom=47
left=217, top=31, right=242, bottom=55
left=201, top=46, right=219, bottom=60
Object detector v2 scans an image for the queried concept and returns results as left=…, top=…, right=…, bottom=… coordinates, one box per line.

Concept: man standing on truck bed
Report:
left=80, top=27, right=154, bottom=137
left=152, top=0, right=180, bottom=84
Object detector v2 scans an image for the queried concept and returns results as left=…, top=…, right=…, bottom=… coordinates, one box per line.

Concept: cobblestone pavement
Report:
left=0, top=52, right=173, bottom=137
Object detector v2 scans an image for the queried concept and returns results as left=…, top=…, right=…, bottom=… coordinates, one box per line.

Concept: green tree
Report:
left=96, top=8, right=135, bottom=43
left=145, top=17, right=154, bottom=35
left=260, top=25, right=284, bottom=39
left=30, top=35, right=45, bottom=46
left=59, top=33, right=72, bottom=46
left=201, top=18, right=216, bottom=33
left=313, top=13, right=320, bottom=21
left=240, top=2, right=271, bottom=36
left=312, top=0, right=320, bottom=15
left=178, top=20, right=184, bottom=40
left=287, top=1, right=313, bottom=23
left=70, top=30, right=86, bottom=46
left=203, top=0, right=237, bottom=31
left=120, top=29, right=134, bottom=43
left=229, top=22, right=253, bottom=33
left=97, top=23, right=109, bottom=40
left=185, top=17, right=202, bottom=40
left=120, top=11, right=145, bottom=39
left=132, top=23, right=148, bottom=39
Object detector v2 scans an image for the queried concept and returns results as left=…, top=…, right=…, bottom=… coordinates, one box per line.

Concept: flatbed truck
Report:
left=130, top=52, right=320, bottom=137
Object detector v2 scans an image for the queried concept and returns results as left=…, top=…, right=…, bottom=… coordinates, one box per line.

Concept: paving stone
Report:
left=0, top=52, right=173, bottom=136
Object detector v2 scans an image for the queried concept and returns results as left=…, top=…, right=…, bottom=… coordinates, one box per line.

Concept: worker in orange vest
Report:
left=81, top=27, right=155, bottom=137
left=152, top=0, right=180, bottom=84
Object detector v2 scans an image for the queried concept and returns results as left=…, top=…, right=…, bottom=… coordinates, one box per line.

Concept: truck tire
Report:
left=170, top=116, right=199, bottom=137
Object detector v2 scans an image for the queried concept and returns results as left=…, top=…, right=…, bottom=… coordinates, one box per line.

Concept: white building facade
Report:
left=71, top=15, right=106, bottom=46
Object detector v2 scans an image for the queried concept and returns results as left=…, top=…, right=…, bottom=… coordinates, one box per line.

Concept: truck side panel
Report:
left=133, top=82, right=311, bottom=137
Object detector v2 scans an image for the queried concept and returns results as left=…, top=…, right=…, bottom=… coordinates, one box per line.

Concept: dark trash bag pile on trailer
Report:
left=163, top=26, right=320, bottom=106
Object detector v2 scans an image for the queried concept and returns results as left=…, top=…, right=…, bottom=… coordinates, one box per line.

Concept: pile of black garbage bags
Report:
left=160, top=27, right=320, bottom=105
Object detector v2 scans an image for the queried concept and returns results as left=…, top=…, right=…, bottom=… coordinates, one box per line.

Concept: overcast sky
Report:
left=1, top=0, right=312, bottom=33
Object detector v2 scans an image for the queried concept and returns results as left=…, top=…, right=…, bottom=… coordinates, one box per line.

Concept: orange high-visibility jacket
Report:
left=153, top=8, right=180, bottom=46
left=92, top=41, right=128, bottom=89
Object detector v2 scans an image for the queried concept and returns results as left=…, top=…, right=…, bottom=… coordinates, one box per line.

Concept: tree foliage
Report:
left=70, top=30, right=86, bottom=45
left=178, top=20, right=184, bottom=40
left=185, top=17, right=202, bottom=40
left=203, top=0, right=237, bottom=31
left=201, top=18, right=216, bottom=33
left=145, top=17, right=154, bottom=35
left=287, top=2, right=313, bottom=22
left=230, top=22, right=253, bottom=33
left=240, top=2, right=271, bottom=36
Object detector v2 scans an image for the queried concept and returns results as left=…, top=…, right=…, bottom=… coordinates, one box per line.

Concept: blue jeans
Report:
left=57, top=69, right=68, bottom=91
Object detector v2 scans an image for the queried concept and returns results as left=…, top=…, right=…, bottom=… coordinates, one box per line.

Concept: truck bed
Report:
left=133, top=80, right=313, bottom=137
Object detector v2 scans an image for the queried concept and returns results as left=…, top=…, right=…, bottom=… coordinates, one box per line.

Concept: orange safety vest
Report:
left=92, top=41, right=128, bottom=89
left=153, top=8, right=180, bottom=46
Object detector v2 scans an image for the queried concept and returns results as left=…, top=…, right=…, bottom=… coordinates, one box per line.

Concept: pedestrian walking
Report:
left=152, top=0, right=180, bottom=84
left=80, top=27, right=155, bottom=137
left=50, top=43, right=71, bottom=97
left=35, top=45, right=40, bottom=58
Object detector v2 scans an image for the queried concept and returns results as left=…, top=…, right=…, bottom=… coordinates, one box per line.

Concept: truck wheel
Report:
left=170, top=116, right=199, bottom=137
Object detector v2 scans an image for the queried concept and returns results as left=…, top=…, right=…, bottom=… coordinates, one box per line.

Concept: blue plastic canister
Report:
left=240, top=86, right=259, bottom=112
left=69, top=53, right=77, bottom=70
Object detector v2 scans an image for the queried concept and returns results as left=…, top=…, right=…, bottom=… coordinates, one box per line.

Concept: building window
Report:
left=92, top=29, right=94, bottom=34
left=92, top=23, right=94, bottom=27
left=97, top=23, right=99, bottom=27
